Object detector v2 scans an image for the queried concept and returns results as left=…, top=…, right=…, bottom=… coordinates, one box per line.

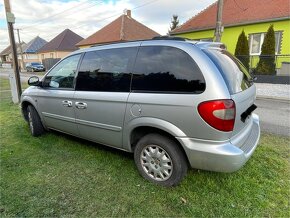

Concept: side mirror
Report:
left=28, top=76, right=41, bottom=86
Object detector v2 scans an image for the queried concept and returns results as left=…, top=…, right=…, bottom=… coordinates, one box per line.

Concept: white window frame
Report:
left=249, top=33, right=264, bottom=55
left=249, top=31, right=282, bottom=55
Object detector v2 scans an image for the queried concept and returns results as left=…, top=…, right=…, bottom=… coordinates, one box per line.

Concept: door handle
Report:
left=62, top=100, right=72, bottom=107
left=75, top=102, right=87, bottom=109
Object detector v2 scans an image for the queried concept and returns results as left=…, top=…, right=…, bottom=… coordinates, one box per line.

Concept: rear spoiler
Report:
left=195, top=42, right=227, bottom=50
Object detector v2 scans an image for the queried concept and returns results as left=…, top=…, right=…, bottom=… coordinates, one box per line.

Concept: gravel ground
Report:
left=255, top=83, right=290, bottom=100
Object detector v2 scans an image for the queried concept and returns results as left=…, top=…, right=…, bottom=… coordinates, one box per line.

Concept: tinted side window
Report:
left=203, top=49, right=253, bottom=94
left=131, top=46, right=205, bottom=93
left=43, top=54, right=81, bottom=89
left=76, top=47, right=137, bottom=92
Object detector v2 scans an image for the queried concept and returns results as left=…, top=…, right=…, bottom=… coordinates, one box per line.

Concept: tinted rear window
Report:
left=203, top=49, right=253, bottom=94
left=131, top=46, right=205, bottom=93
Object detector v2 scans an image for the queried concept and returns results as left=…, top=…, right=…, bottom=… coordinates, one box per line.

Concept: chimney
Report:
left=126, top=9, right=131, bottom=18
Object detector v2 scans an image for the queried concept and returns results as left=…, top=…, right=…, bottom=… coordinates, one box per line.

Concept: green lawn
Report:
left=0, top=78, right=29, bottom=100
left=0, top=99, right=289, bottom=217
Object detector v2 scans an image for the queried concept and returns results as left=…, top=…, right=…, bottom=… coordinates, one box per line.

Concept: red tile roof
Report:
left=172, top=0, right=290, bottom=34
left=38, top=29, right=83, bottom=52
left=77, top=11, right=160, bottom=46
left=0, top=42, right=26, bottom=55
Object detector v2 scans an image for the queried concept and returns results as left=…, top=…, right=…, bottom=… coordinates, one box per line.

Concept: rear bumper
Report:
left=176, top=113, right=260, bottom=172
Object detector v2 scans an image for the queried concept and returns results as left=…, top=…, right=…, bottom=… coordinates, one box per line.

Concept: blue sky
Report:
left=0, top=4, right=5, bottom=28
left=0, top=0, right=216, bottom=51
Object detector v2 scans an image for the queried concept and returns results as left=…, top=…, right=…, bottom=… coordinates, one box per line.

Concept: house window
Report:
left=249, top=31, right=282, bottom=55
left=50, top=53, right=54, bottom=58
left=274, top=31, right=282, bottom=54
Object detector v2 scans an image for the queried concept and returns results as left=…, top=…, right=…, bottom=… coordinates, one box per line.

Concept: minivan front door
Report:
left=37, top=54, right=81, bottom=135
left=74, top=47, right=138, bottom=148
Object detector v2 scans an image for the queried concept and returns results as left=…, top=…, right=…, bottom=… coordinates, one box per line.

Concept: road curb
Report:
left=257, top=95, right=290, bottom=102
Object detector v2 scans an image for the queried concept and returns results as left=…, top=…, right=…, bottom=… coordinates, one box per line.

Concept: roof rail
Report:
left=152, top=36, right=187, bottom=41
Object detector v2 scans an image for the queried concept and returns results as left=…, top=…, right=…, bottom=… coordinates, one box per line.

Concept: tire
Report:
left=27, top=105, right=45, bottom=137
left=134, top=133, right=188, bottom=186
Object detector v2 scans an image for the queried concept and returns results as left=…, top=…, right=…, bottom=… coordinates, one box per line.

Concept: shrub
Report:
left=235, top=30, right=250, bottom=71
left=255, top=25, right=276, bottom=75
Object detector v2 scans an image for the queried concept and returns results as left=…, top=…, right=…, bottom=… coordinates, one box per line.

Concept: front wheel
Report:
left=27, top=105, right=45, bottom=136
left=134, top=133, right=188, bottom=186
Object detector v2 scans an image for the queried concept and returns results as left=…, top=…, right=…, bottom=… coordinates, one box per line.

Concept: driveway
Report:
left=0, top=68, right=45, bottom=82
left=255, top=98, right=290, bottom=136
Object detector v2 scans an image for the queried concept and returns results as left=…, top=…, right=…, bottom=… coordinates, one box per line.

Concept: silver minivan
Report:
left=21, top=38, right=260, bottom=186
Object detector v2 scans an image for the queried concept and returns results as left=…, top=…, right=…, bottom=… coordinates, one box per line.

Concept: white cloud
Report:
left=0, top=0, right=216, bottom=52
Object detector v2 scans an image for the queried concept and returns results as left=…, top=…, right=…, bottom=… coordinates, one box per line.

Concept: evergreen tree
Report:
left=234, top=30, right=250, bottom=70
left=255, top=25, right=276, bottom=75
left=169, top=15, right=179, bottom=33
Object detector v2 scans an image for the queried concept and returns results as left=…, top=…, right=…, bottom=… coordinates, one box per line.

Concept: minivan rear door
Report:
left=203, top=49, right=256, bottom=136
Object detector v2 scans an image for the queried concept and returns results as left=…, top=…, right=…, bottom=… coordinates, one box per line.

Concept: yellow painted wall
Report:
left=78, top=45, right=91, bottom=49
left=38, top=51, right=74, bottom=62
left=173, top=19, right=290, bottom=68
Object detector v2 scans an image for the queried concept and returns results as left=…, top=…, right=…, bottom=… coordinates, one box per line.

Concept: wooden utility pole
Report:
left=16, top=28, right=25, bottom=71
left=4, top=0, right=22, bottom=102
left=214, top=0, right=224, bottom=42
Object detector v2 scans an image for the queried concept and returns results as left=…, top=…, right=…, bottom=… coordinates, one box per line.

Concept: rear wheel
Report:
left=134, top=133, right=188, bottom=186
left=27, top=105, right=45, bottom=136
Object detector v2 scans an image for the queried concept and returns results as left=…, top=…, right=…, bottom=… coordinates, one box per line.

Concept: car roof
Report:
left=70, top=37, right=225, bottom=56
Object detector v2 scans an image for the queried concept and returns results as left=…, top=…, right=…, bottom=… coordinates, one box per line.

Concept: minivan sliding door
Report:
left=74, top=46, right=138, bottom=148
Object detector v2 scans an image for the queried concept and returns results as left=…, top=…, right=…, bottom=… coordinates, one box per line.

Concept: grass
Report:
left=0, top=97, right=289, bottom=216
left=0, top=78, right=29, bottom=100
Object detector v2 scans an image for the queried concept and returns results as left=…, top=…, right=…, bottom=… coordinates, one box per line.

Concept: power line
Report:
left=66, top=0, right=160, bottom=31
left=20, top=0, right=102, bottom=30
left=32, top=0, right=160, bottom=39
left=20, top=0, right=92, bottom=29
left=132, top=0, right=159, bottom=10
left=16, top=0, right=160, bottom=42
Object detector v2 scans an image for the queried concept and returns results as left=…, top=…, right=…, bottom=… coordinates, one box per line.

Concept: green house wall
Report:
left=173, top=19, right=290, bottom=68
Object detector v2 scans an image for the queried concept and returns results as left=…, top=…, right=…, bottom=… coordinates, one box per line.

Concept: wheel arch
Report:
left=124, top=118, right=190, bottom=166
left=21, top=97, right=41, bottom=123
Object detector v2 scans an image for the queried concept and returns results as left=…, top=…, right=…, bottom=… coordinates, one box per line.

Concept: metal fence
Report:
left=42, top=58, right=61, bottom=71
left=236, top=54, right=290, bottom=75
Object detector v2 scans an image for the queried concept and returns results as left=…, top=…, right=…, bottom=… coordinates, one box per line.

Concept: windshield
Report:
left=31, top=62, right=41, bottom=66
left=203, top=49, right=253, bottom=94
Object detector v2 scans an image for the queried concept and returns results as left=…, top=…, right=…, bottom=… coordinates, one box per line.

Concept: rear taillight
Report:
left=198, top=99, right=236, bottom=132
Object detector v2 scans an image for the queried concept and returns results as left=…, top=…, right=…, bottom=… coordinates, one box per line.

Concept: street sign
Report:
left=6, top=12, right=15, bottom=23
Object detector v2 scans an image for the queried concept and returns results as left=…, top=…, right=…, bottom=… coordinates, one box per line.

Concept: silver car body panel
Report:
left=21, top=39, right=260, bottom=173
left=74, top=91, right=128, bottom=148
left=176, top=114, right=260, bottom=172
left=37, top=88, right=79, bottom=136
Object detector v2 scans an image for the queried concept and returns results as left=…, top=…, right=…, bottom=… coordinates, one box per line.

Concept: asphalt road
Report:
left=0, top=69, right=289, bottom=136
left=0, top=70, right=45, bottom=82
left=255, top=98, right=290, bottom=136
